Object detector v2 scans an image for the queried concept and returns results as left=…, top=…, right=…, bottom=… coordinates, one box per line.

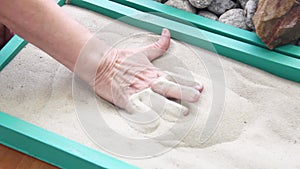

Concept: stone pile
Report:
left=158, top=0, right=300, bottom=48
left=161, top=0, right=258, bottom=31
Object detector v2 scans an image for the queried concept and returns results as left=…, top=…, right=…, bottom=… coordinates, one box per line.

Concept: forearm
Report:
left=0, top=0, right=93, bottom=71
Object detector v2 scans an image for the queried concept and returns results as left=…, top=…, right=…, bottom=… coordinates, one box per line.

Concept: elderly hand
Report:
left=76, top=29, right=203, bottom=125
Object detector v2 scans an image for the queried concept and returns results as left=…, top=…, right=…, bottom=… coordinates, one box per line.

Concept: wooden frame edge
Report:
left=0, top=112, right=138, bottom=169
left=0, top=0, right=299, bottom=168
left=109, top=0, right=300, bottom=59
left=70, top=0, right=300, bottom=83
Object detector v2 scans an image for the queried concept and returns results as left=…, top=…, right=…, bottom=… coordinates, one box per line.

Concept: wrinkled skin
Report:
left=82, top=29, right=204, bottom=117
left=0, top=0, right=204, bottom=127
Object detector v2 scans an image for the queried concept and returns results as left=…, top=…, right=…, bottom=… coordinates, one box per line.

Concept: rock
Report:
left=208, top=0, right=237, bottom=15
left=188, top=0, right=213, bottom=9
left=165, top=0, right=197, bottom=13
left=253, top=0, right=300, bottom=49
left=198, top=11, right=218, bottom=20
left=245, top=0, right=259, bottom=30
left=290, top=39, right=299, bottom=45
left=219, top=9, right=249, bottom=30
left=237, top=0, right=249, bottom=9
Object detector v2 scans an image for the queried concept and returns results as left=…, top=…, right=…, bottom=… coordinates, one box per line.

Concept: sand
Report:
left=1, top=5, right=300, bottom=169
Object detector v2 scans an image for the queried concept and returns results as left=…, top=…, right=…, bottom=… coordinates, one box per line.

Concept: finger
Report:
left=151, top=77, right=201, bottom=103
left=124, top=89, right=161, bottom=133
left=149, top=91, right=189, bottom=122
left=136, top=28, right=171, bottom=61
left=131, top=88, right=189, bottom=121
left=163, top=71, right=204, bottom=92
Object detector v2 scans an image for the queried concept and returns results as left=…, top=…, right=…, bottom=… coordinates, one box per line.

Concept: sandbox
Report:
left=1, top=1, right=300, bottom=169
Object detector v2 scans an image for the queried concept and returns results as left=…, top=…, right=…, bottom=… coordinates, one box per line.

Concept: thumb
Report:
left=136, top=28, right=171, bottom=61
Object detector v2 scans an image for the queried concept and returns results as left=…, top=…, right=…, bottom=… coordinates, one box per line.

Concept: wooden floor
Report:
left=0, top=144, right=58, bottom=169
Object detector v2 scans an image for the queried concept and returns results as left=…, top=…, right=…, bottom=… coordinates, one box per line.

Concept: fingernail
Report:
left=190, top=91, right=200, bottom=102
left=162, top=28, right=169, bottom=35
left=194, top=84, right=204, bottom=93
left=183, top=107, right=189, bottom=116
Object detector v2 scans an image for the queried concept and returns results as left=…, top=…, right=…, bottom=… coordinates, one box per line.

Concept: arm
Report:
left=0, top=0, right=203, bottom=119
left=0, top=0, right=92, bottom=71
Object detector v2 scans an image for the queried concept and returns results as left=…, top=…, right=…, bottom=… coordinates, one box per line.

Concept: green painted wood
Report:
left=70, top=0, right=300, bottom=83
left=56, top=0, right=66, bottom=6
left=0, top=112, right=139, bottom=169
left=0, top=1, right=299, bottom=168
left=0, top=0, right=65, bottom=71
left=0, top=1, right=139, bottom=168
left=109, top=0, right=300, bottom=59
left=0, top=35, right=28, bottom=71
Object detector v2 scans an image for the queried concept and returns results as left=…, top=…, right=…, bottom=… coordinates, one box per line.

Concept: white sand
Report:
left=1, top=5, right=300, bottom=169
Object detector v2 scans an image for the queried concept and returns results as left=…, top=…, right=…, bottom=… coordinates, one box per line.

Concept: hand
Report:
left=76, top=29, right=203, bottom=124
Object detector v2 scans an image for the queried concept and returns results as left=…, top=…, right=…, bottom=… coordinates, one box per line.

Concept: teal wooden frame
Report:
left=71, top=0, right=300, bottom=83
left=0, top=1, right=138, bottom=168
left=0, top=112, right=138, bottom=169
left=110, top=0, right=300, bottom=59
left=0, top=0, right=65, bottom=71
left=1, top=0, right=299, bottom=82
left=0, top=35, right=27, bottom=71
left=1, top=0, right=300, bottom=168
